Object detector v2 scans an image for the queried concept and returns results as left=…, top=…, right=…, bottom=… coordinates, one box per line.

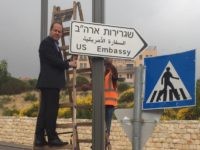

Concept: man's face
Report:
left=50, top=23, right=62, bottom=41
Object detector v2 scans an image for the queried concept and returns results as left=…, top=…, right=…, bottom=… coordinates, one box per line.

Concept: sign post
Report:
left=92, top=0, right=105, bottom=150
left=133, top=66, right=143, bottom=150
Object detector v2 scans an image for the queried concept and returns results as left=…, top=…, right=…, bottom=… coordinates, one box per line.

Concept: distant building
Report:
left=113, top=46, right=158, bottom=83
left=133, top=46, right=157, bottom=67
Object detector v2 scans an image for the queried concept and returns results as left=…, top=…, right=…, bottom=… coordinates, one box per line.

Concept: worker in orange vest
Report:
left=104, top=58, right=118, bottom=137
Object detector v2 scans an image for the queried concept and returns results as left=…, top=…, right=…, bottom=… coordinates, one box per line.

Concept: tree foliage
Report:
left=118, top=82, right=131, bottom=93
left=76, top=76, right=89, bottom=86
left=0, top=60, right=37, bottom=95
left=0, top=60, right=9, bottom=84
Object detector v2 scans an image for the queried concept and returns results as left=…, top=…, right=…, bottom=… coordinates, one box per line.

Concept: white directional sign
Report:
left=70, top=21, right=147, bottom=59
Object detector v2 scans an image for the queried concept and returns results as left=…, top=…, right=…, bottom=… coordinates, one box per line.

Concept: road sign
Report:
left=143, top=50, right=196, bottom=110
left=115, top=108, right=163, bottom=148
left=70, top=21, right=147, bottom=59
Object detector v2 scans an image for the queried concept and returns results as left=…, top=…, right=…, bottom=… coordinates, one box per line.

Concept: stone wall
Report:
left=0, top=116, right=131, bottom=150
left=0, top=117, right=200, bottom=150
left=144, top=120, right=200, bottom=150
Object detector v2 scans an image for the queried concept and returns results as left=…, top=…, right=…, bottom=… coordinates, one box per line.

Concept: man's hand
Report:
left=69, top=60, right=77, bottom=68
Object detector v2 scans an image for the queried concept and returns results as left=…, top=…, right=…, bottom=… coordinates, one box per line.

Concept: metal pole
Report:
left=92, top=0, right=105, bottom=150
left=41, top=0, right=48, bottom=41
left=133, top=66, right=144, bottom=150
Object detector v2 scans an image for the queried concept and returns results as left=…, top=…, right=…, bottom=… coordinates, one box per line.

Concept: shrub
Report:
left=27, top=79, right=37, bottom=90
left=58, top=94, right=92, bottom=119
left=0, top=77, right=27, bottom=95
left=2, top=107, right=19, bottom=116
left=58, top=108, right=71, bottom=118
left=118, top=88, right=134, bottom=104
left=118, top=82, right=131, bottom=93
left=0, top=96, right=11, bottom=108
left=118, top=101, right=134, bottom=108
left=160, top=109, right=178, bottom=120
left=24, top=92, right=37, bottom=101
left=76, top=76, right=89, bottom=86
left=77, top=94, right=92, bottom=119
left=177, top=108, right=190, bottom=119
left=19, top=102, right=39, bottom=117
left=180, top=106, right=200, bottom=120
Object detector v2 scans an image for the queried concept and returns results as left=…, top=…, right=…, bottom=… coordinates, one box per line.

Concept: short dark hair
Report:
left=50, top=21, right=62, bottom=31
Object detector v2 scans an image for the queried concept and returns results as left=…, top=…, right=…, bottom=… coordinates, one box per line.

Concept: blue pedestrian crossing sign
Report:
left=143, top=50, right=196, bottom=110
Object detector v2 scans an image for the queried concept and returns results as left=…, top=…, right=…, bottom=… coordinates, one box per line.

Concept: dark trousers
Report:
left=105, top=105, right=115, bottom=135
left=35, top=88, right=60, bottom=140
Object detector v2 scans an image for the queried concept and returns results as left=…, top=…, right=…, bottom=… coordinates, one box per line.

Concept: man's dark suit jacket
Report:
left=36, top=36, right=69, bottom=89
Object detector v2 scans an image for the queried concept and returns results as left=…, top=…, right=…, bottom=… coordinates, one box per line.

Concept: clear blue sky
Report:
left=0, top=0, right=199, bottom=79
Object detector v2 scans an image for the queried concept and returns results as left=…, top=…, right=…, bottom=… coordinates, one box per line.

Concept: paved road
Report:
left=0, top=142, right=31, bottom=150
left=0, top=142, right=72, bottom=150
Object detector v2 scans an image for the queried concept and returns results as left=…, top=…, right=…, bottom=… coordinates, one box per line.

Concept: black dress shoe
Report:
left=48, top=137, right=68, bottom=147
left=35, top=137, right=48, bottom=147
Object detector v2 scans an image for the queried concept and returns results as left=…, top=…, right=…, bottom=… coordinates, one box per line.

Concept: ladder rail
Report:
left=71, top=1, right=80, bottom=149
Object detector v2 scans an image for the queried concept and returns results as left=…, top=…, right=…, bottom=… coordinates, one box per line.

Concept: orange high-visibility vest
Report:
left=104, top=70, right=118, bottom=106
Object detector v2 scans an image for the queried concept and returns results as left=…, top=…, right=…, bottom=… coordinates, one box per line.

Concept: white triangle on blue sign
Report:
left=146, top=61, right=191, bottom=103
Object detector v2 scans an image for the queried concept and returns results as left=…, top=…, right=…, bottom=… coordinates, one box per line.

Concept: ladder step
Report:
left=77, top=122, right=92, bottom=126
left=59, top=102, right=91, bottom=109
left=53, top=8, right=73, bottom=22
left=57, top=123, right=74, bottom=128
left=59, top=102, right=73, bottom=108
left=57, top=131, right=73, bottom=135
left=78, top=139, right=92, bottom=143
left=60, top=45, right=69, bottom=51
left=44, top=131, right=73, bottom=136
left=57, top=122, right=92, bottom=129
left=63, top=27, right=70, bottom=36
left=67, top=68, right=91, bottom=74
left=34, top=143, right=72, bottom=150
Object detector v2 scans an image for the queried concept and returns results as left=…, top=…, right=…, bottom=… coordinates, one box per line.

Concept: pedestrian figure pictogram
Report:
left=156, top=67, right=179, bottom=101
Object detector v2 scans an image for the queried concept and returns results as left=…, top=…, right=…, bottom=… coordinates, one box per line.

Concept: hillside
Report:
left=0, top=91, right=39, bottom=116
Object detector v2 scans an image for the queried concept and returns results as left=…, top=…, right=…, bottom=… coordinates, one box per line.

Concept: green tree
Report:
left=187, top=79, right=200, bottom=119
left=0, top=60, right=37, bottom=95
left=28, top=79, right=37, bottom=89
left=0, top=77, right=27, bottom=95
left=196, top=79, right=200, bottom=105
left=118, top=88, right=134, bottom=108
left=0, top=60, right=10, bottom=84
left=76, top=76, right=89, bottom=86
left=118, top=82, right=131, bottom=93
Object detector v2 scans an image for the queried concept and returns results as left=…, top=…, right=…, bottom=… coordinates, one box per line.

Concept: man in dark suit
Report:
left=35, top=22, right=77, bottom=147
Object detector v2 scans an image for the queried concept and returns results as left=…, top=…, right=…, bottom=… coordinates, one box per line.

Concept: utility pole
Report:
left=92, top=0, right=105, bottom=150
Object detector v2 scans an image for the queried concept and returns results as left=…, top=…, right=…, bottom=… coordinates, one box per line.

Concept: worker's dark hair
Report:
left=50, top=21, right=62, bottom=31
